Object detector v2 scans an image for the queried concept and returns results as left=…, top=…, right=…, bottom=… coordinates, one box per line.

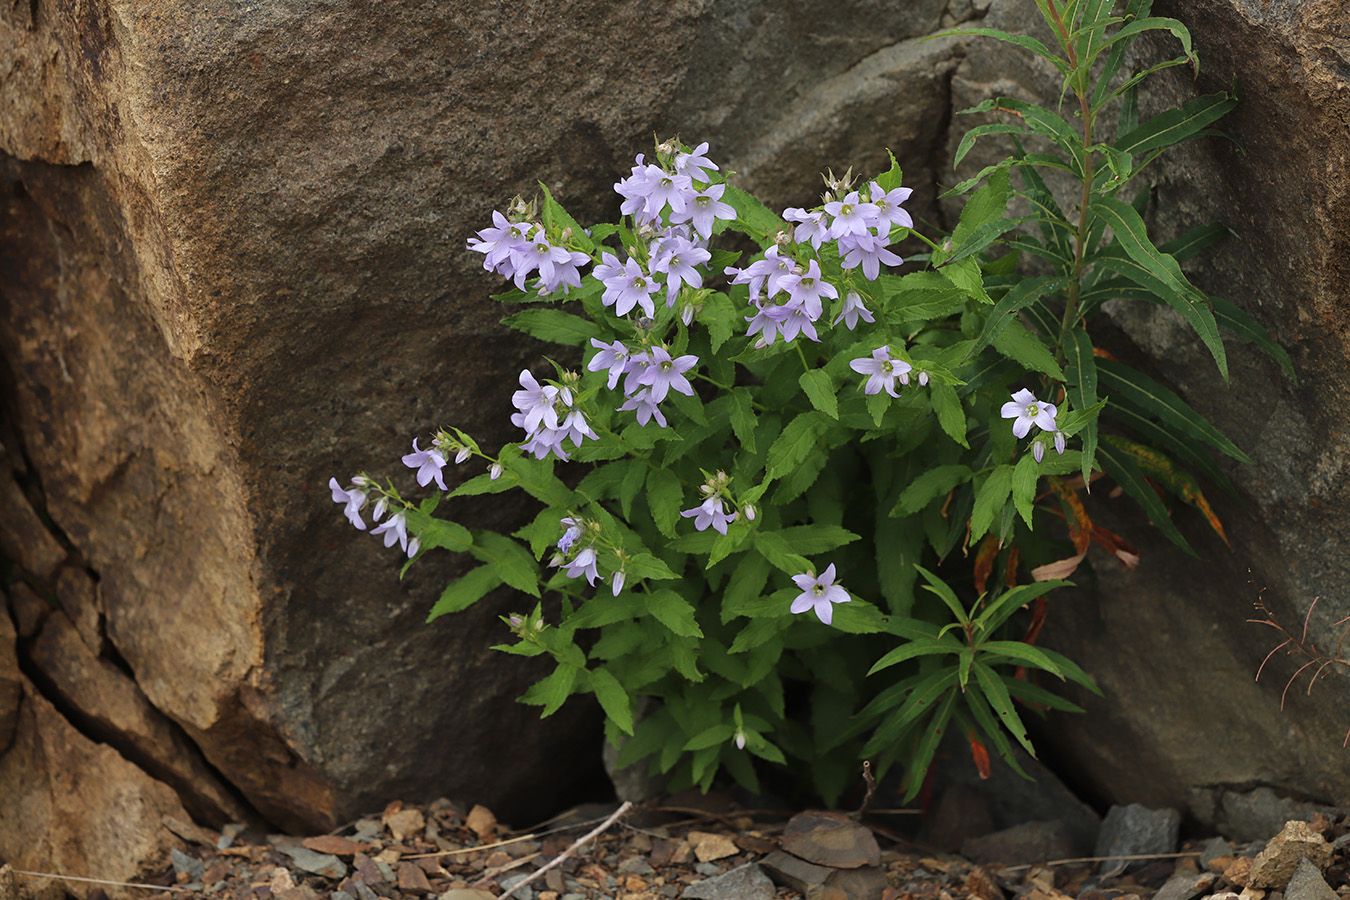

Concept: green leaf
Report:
left=774, top=524, right=861, bottom=555
left=469, top=531, right=541, bottom=597
left=1063, top=327, right=1099, bottom=483
left=927, top=383, right=968, bottom=448
left=954, top=123, right=1032, bottom=168
left=868, top=636, right=963, bottom=675
left=938, top=256, right=992, bottom=304
left=427, top=565, right=502, bottom=621
left=873, top=148, right=906, bottom=192
left=978, top=640, right=1069, bottom=680
left=1097, top=439, right=1195, bottom=554
left=914, top=565, right=970, bottom=626
left=447, top=472, right=514, bottom=499
left=1012, top=452, right=1039, bottom=529
left=753, top=532, right=812, bottom=576
left=766, top=411, right=828, bottom=480
left=829, top=599, right=887, bottom=634
left=624, top=552, right=678, bottom=581
left=971, top=661, right=1035, bottom=756
left=1116, top=90, right=1235, bottom=157
left=973, top=580, right=1066, bottom=634
left=683, top=724, right=735, bottom=751
left=966, top=276, right=1069, bottom=361
left=723, top=184, right=786, bottom=244
left=970, top=466, right=1015, bottom=543
left=959, top=98, right=1085, bottom=176
left=503, top=308, right=600, bottom=346
left=1096, top=359, right=1250, bottom=463
left=799, top=369, right=839, bottom=419
left=1160, top=222, right=1232, bottom=262
left=538, top=183, right=594, bottom=252
left=900, top=690, right=958, bottom=801
left=1092, top=198, right=1227, bottom=379
left=934, top=28, right=1068, bottom=75
left=1211, top=296, right=1296, bottom=382
left=647, top=467, right=684, bottom=539
left=992, top=318, right=1064, bottom=380
left=646, top=589, right=703, bottom=638
left=589, top=667, right=634, bottom=735
left=893, top=465, right=974, bottom=515
left=721, top=553, right=772, bottom=625
left=406, top=512, right=473, bottom=552
left=729, top=388, right=758, bottom=454
left=522, top=662, right=580, bottom=717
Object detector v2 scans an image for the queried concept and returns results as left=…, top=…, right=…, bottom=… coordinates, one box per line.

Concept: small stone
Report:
left=499, top=873, right=534, bottom=900
left=1284, top=858, right=1338, bottom=900
left=350, top=878, right=380, bottom=900
left=397, top=861, right=432, bottom=892
left=385, top=808, right=425, bottom=843
left=961, top=821, right=1077, bottom=865
left=1227, top=858, right=1256, bottom=887
left=374, top=859, right=396, bottom=883
left=688, top=831, right=740, bottom=862
left=760, top=850, right=832, bottom=894
left=171, top=848, right=206, bottom=881
left=682, top=863, right=774, bottom=900
left=1152, top=871, right=1216, bottom=900
left=818, top=865, right=889, bottom=900
left=1241, top=889, right=1267, bottom=900
left=618, top=857, right=655, bottom=876
left=466, top=805, right=497, bottom=841
left=275, top=845, right=348, bottom=880
left=1094, top=805, right=1181, bottom=877
left=438, top=891, right=496, bottom=900
left=781, top=811, right=881, bottom=869
left=354, top=853, right=383, bottom=885
left=353, top=820, right=382, bottom=843
left=1250, top=822, right=1333, bottom=889
left=650, top=839, right=677, bottom=867
left=1201, top=838, right=1234, bottom=869
left=485, top=851, right=513, bottom=869
left=695, top=862, right=724, bottom=876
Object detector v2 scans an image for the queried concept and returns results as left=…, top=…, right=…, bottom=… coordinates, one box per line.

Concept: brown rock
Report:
left=0, top=678, right=189, bottom=898
left=688, top=831, right=739, bottom=863
left=396, top=861, right=432, bottom=892
left=813, top=866, right=890, bottom=900
left=466, top=804, right=496, bottom=842
left=0, top=611, right=20, bottom=755
left=5, top=583, right=48, bottom=639
left=761, top=850, right=833, bottom=894
left=961, top=820, right=1077, bottom=866
left=53, top=567, right=103, bottom=656
left=1227, top=858, right=1255, bottom=888
left=1250, top=822, right=1333, bottom=889
left=302, top=835, right=372, bottom=857
left=29, top=609, right=255, bottom=827
left=781, top=811, right=881, bottom=869
left=385, top=808, right=426, bottom=844
left=0, top=462, right=65, bottom=581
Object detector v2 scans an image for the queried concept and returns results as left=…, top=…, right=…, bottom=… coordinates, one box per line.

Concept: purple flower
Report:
left=646, top=170, right=694, bottom=218
left=466, top=211, right=533, bottom=279
left=789, top=564, right=851, bottom=626
left=651, top=235, right=711, bottom=306
left=557, top=517, right=583, bottom=554
left=671, top=183, right=736, bottom=239
left=783, top=207, right=831, bottom=250
left=779, top=259, right=837, bottom=318
left=563, top=545, right=600, bottom=586
left=833, top=291, right=875, bottom=330
left=680, top=496, right=736, bottom=535
left=615, top=162, right=666, bottom=223
left=727, top=245, right=794, bottom=301
left=868, top=181, right=914, bottom=231
left=849, top=346, right=913, bottom=398
left=744, top=301, right=788, bottom=346
left=838, top=231, right=903, bottom=281
left=611, top=569, right=626, bottom=597
left=1000, top=388, right=1058, bottom=439
left=372, top=510, right=410, bottom=553
left=824, top=191, right=880, bottom=239
left=674, top=141, right=719, bottom=182
left=775, top=305, right=821, bottom=343
left=587, top=338, right=633, bottom=390
left=510, top=370, right=559, bottom=434
left=636, top=346, right=698, bottom=403
left=617, top=387, right=669, bottom=428
left=514, top=229, right=574, bottom=290
left=598, top=254, right=659, bottom=318
left=329, top=477, right=369, bottom=530
left=401, top=438, right=448, bottom=491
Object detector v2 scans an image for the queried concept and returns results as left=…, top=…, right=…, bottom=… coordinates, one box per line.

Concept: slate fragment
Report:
left=682, top=862, right=775, bottom=900
left=1284, top=858, right=1338, bottom=900
left=1249, top=822, right=1333, bottom=889
left=781, top=811, right=881, bottom=868
left=275, top=844, right=348, bottom=879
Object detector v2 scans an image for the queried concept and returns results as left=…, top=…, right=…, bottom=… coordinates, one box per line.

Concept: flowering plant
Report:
left=330, top=0, right=1290, bottom=803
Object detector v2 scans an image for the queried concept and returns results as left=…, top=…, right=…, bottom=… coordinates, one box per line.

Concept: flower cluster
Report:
left=849, top=345, right=926, bottom=397
left=549, top=516, right=627, bottom=596
left=784, top=179, right=911, bottom=279
left=1001, top=388, right=1066, bottom=462
left=588, top=340, right=698, bottom=429
left=328, top=475, right=420, bottom=558
left=511, top=370, right=598, bottom=461
left=467, top=201, right=591, bottom=296
left=679, top=470, right=745, bottom=535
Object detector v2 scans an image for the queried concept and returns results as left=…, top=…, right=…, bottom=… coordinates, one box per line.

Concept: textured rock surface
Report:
left=947, top=0, right=1350, bottom=815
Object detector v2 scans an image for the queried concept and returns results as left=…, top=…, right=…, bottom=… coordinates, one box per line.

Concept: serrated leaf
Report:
left=647, top=467, right=684, bottom=538
left=766, top=411, right=828, bottom=480
left=930, top=383, right=969, bottom=447
left=774, top=524, right=861, bottom=555
left=973, top=579, right=1066, bottom=633
left=935, top=28, right=1067, bottom=74
left=646, top=589, right=703, bottom=638
left=625, top=552, right=679, bottom=581
left=469, top=531, right=541, bottom=597
left=752, top=532, right=812, bottom=576
left=520, top=662, right=580, bottom=717
left=992, top=318, right=1064, bottom=380
left=729, top=388, right=758, bottom=454
left=799, top=369, right=839, bottom=419
left=538, top=183, right=594, bottom=252
left=893, top=465, right=974, bottom=515
left=723, top=184, right=786, bottom=245
left=589, top=667, right=634, bottom=735
left=427, top=565, right=502, bottom=621
left=1102, top=435, right=1228, bottom=543
left=966, top=277, right=1069, bottom=361
left=970, top=466, right=1015, bottom=543
left=721, top=553, right=772, bottom=625
left=503, top=308, right=600, bottom=346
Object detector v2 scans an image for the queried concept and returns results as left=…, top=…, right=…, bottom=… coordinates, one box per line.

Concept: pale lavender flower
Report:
left=868, top=181, right=915, bottom=230
left=672, top=183, right=736, bottom=239
left=789, top=563, right=851, bottom=626
left=401, top=438, right=448, bottom=490
left=617, top=387, right=668, bottom=427
left=372, top=510, right=409, bottom=552
left=680, top=496, right=736, bottom=535
left=744, top=302, right=788, bottom=345
left=599, top=255, right=659, bottom=318
left=645, top=169, right=694, bottom=219
left=587, top=338, right=633, bottom=390
left=557, top=405, right=598, bottom=447
left=1000, top=388, right=1058, bottom=439
left=611, top=569, right=626, bottom=597
left=557, top=517, right=583, bottom=554
left=727, top=245, right=794, bottom=301
left=636, top=346, right=698, bottom=403
left=651, top=235, right=711, bottom=306
left=514, top=228, right=575, bottom=291
left=562, top=545, right=600, bottom=586
left=779, top=259, right=837, bottom=318
left=329, top=477, right=369, bottom=530
left=510, top=370, right=559, bottom=434
left=454, top=446, right=472, bottom=464
left=849, top=346, right=913, bottom=398
left=824, top=191, right=880, bottom=239
left=775, top=305, right=821, bottom=343
left=615, top=161, right=665, bottom=222
left=466, top=211, right=533, bottom=278
left=783, top=207, right=831, bottom=250
left=489, top=463, right=503, bottom=480
left=674, top=141, right=718, bottom=182
left=838, top=231, right=903, bottom=281
left=833, top=291, right=875, bottom=330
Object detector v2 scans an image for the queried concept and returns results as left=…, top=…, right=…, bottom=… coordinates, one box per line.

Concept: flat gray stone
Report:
left=1152, top=871, right=1217, bottom=900
left=961, top=820, right=1077, bottom=864
left=170, top=848, right=205, bottom=881
left=760, top=850, right=832, bottom=893
left=682, top=863, right=774, bottom=900
left=1286, top=858, right=1338, bottom=900
left=1200, top=836, right=1233, bottom=868
left=275, top=844, right=348, bottom=880
left=1094, top=804, right=1180, bottom=876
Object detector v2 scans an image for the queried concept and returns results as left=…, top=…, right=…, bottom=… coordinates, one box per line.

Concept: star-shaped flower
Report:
left=789, top=564, right=851, bottom=626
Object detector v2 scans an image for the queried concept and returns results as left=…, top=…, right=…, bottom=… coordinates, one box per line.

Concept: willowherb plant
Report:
left=329, top=0, right=1291, bottom=803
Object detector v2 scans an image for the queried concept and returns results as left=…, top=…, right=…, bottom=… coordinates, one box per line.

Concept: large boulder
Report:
left=947, top=0, right=1350, bottom=812
left=0, top=0, right=966, bottom=865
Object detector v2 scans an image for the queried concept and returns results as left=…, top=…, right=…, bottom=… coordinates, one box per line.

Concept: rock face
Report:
left=0, top=0, right=973, bottom=876
left=1, top=0, right=1347, bottom=876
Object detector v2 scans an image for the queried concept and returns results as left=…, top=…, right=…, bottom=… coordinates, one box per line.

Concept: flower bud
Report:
left=681, top=305, right=694, bottom=327
left=508, top=614, right=524, bottom=629
left=489, top=463, right=503, bottom=480
left=743, top=504, right=756, bottom=521
left=373, top=496, right=389, bottom=521
left=406, top=537, right=420, bottom=558
left=455, top=447, right=472, bottom=464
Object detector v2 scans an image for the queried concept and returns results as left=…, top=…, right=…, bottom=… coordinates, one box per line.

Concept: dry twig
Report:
left=494, top=801, right=632, bottom=900
left=10, top=868, right=197, bottom=893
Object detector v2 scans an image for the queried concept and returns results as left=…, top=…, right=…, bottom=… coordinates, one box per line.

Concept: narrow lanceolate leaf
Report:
left=973, top=579, right=1066, bottom=634
left=971, top=662, right=1035, bottom=756
left=1102, top=435, right=1228, bottom=543
left=893, top=465, right=974, bottom=516
left=1011, top=452, right=1039, bottom=529
left=1210, top=296, right=1296, bottom=382
left=503, top=308, right=600, bottom=346
left=1063, top=327, right=1099, bottom=483
left=901, top=690, right=959, bottom=801
left=934, top=28, right=1067, bottom=74
left=954, top=123, right=1033, bottom=168
left=588, top=667, right=634, bottom=735
left=914, top=565, right=970, bottom=626
left=1095, top=16, right=1197, bottom=72
left=1108, top=401, right=1238, bottom=498
left=1115, top=90, right=1236, bottom=157
left=959, top=98, right=1085, bottom=177
left=868, top=636, right=964, bottom=675
left=1160, top=222, right=1232, bottom=262
left=799, top=369, right=839, bottom=419
left=1096, top=439, right=1195, bottom=555
left=966, top=276, right=1069, bottom=361
left=970, top=466, right=1015, bottom=545
left=1091, top=198, right=1227, bottom=379
left=930, top=383, right=969, bottom=448
left=1096, top=359, right=1251, bottom=463
left=427, top=565, right=502, bottom=621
